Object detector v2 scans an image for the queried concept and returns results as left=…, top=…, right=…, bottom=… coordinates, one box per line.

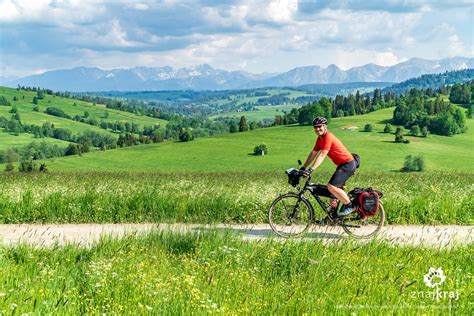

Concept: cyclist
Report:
left=300, top=117, right=360, bottom=217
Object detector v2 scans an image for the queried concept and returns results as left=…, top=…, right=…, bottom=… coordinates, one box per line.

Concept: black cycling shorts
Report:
left=329, top=159, right=357, bottom=188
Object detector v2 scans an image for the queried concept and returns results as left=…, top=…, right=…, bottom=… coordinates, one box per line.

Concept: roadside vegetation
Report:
left=0, top=231, right=471, bottom=314
left=0, top=171, right=472, bottom=225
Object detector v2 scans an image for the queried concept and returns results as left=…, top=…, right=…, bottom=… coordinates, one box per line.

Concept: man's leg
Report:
left=327, top=184, right=350, bottom=204
left=327, top=161, right=357, bottom=216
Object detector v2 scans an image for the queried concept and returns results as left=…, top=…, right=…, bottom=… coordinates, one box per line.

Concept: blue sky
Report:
left=0, top=0, right=473, bottom=78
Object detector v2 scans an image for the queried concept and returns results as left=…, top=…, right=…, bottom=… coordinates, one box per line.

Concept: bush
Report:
left=253, top=144, right=268, bottom=156
left=363, top=124, right=374, bottom=132
left=178, top=129, right=194, bottom=142
left=383, top=123, right=392, bottom=133
left=401, top=155, right=425, bottom=172
left=421, top=126, right=429, bottom=137
left=18, top=160, right=38, bottom=172
left=4, top=162, right=14, bottom=172
left=394, top=127, right=404, bottom=143
left=410, top=125, right=420, bottom=136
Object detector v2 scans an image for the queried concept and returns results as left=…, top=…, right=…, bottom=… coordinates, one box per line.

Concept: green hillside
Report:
left=41, top=107, right=474, bottom=172
left=0, top=132, right=69, bottom=150
left=0, top=86, right=167, bottom=135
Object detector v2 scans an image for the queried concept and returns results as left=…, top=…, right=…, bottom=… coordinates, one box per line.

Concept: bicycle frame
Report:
left=293, top=174, right=340, bottom=221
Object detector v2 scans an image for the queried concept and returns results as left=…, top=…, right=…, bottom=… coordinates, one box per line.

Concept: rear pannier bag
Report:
left=358, top=191, right=380, bottom=216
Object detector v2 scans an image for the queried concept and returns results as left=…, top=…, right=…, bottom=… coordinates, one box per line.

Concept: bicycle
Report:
left=268, top=161, right=385, bottom=239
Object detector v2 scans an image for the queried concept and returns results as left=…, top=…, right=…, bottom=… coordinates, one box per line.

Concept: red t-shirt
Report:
left=313, top=131, right=353, bottom=166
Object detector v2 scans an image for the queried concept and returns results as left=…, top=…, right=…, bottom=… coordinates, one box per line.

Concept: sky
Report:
left=0, top=0, right=473, bottom=79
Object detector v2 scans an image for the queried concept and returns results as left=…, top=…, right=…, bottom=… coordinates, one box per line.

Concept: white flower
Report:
left=424, top=267, right=446, bottom=288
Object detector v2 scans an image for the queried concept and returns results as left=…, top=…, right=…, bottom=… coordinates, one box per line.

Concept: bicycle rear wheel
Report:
left=341, top=203, right=385, bottom=239
left=268, top=193, right=314, bottom=238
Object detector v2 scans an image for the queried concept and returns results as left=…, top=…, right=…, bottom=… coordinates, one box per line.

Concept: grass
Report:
left=0, top=130, right=70, bottom=150
left=0, top=231, right=471, bottom=314
left=39, top=107, right=474, bottom=172
left=0, top=172, right=472, bottom=225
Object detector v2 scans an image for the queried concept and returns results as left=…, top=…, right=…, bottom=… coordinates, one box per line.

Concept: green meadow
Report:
left=42, top=107, right=474, bottom=173
left=0, top=87, right=167, bottom=135
left=0, top=131, right=70, bottom=150
left=0, top=172, right=472, bottom=225
left=0, top=231, right=471, bottom=314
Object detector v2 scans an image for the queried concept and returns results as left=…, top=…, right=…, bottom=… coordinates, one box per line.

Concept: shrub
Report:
left=401, top=155, right=425, bottom=172
left=394, top=127, right=404, bottom=143
left=410, top=125, right=420, bottom=136
left=363, top=124, right=373, bottom=132
left=0, top=96, right=11, bottom=106
left=383, top=123, right=392, bottom=133
left=254, top=144, right=268, bottom=156
left=4, top=162, right=14, bottom=172
left=18, top=160, right=38, bottom=172
left=179, top=129, right=194, bottom=142
left=421, top=126, right=429, bottom=137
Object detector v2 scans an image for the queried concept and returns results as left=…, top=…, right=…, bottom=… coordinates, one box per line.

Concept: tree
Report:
left=18, top=160, right=38, bottom=172
left=394, top=127, right=404, bottom=143
left=421, top=126, right=429, bottom=137
left=239, top=116, right=248, bottom=132
left=363, top=124, right=373, bottom=132
left=467, top=104, right=473, bottom=119
left=253, top=144, right=268, bottom=156
left=178, top=129, right=194, bottom=142
left=33, top=105, right=39, bottom=112
left=401, top=155, right=425, bottom=172
left=249, top=121, right=258, bottom=130
left=383, top=123, right=392, bottom=133
left=229, top=123, right=239, bottom=133
left=0, top=96, right=11, bottom=106
left=32, top=97, right=38, bottom=105
left=4, top=162, right=14, bottom=172
left=37, top=90, right=44, bottom=99
left=84, top=111, right=90, bottom=118
left=410, top=125, right=420, bottom=136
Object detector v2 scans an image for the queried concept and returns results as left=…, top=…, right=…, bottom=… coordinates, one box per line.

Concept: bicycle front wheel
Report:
left=268, top=193, right=314, bottom=238
left=341, top=203, right=385, bottom=239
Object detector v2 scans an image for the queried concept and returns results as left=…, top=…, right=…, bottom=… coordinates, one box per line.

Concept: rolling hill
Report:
left=38, top=107, right=474, bottom=173
left=0, top=86, right=168, bottom=153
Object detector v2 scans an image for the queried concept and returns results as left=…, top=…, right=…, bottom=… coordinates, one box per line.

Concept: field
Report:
left=0, top=131, right=70, bottom=150
left=0, top=231, right=471, bottom=314
left=39, top=107, right=474, bottom=172
left=0, top=172, right=472, bottom=225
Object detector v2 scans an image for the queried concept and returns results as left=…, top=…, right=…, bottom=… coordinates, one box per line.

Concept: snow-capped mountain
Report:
left=6, top=57, right=474, bottom=92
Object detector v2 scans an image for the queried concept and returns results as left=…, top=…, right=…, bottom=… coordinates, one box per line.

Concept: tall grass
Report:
left=0, top=171, right=472, bottom=225
left=0, top=231, right=471, bottom=314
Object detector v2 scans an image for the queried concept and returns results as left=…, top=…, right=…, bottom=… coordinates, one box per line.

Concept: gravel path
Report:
left=0, top=223, right=472, bottom=248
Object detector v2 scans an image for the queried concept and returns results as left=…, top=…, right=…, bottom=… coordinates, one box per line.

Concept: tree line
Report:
left=274, top=81, right=471, bottom=136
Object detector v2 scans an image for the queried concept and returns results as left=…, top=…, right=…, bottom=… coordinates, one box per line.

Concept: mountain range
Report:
left=5, top=57, right=474, bottom=92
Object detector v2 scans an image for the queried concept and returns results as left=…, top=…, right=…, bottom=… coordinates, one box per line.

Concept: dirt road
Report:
left=0, top=223, right=472, bottom=248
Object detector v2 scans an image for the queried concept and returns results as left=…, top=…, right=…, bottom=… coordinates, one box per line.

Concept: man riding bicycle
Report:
left=301, top=117, right=360, bottom=217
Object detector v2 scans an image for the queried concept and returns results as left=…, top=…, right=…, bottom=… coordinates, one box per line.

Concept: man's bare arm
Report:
left=308, top=150, right=328, bottom=171
left=302, top=150, right=318, bottom=169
